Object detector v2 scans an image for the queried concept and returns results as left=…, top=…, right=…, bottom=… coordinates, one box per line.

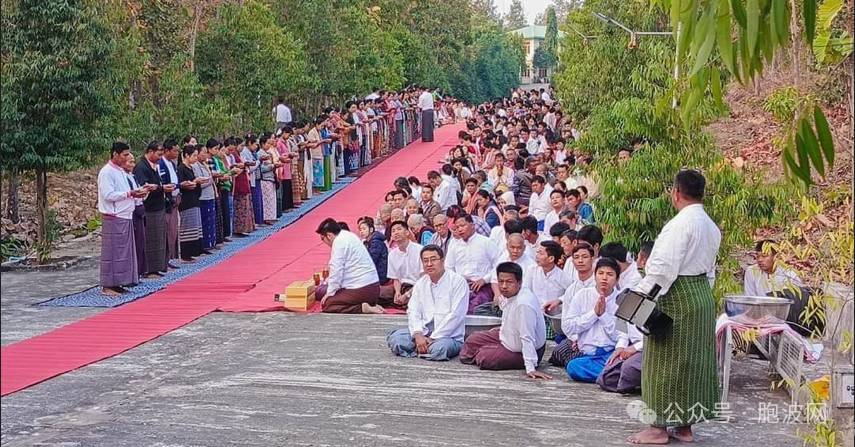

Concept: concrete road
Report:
left=2, top=303, right=805, bottom=446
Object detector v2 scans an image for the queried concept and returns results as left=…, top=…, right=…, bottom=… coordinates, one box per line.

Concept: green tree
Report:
left=1, top=0, right=115, bottom=257
left=504, top=0, right=528, bottom=31
left=196, top=1, right=311, bottom=131
left=543, top=6, right=559, bottom=56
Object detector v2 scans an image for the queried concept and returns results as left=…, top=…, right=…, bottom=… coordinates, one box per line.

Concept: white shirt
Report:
left=433, top=179, right=457, bottom=211
left=489, top=225, right=506, bottom=247
left=617, top=323, right=644, bottom=351
left=743, top=265, right=803, bottom=297
left=461, top=107, right=473, bottom=119
left=442, top=174, right=461, bottom=193
left=524, top=234, right=551, bottom=260
left=543, top=210, right=560, bottom=235
left=526, top=137, right=540, bottom=154
left=387, top=241, right=423, bottom=286
left=619, top=262, right=644, bottom=292
left=559, top=272, right=596, bottom=342
left=528, top=185, right=554, bottom=221
left=98, top=162, right=136, bottom=220
left=500, top=288, right=547, bottom=373
left=327, top=230, right=380, bottom=295
left=274, top=103, right=292, bottom=123
left=522, top=265, right=573, bottom=307
left=542, top=91, right=552, bottom=102
left=562, top=287, right=620, bottom=355
left=407, top=270, right=470, bottom=342
left=160, top=159, right=180, bottom=197
left=488, top=250, right=536, bottom=285
left=636, top=204, right=721, bottom=296
left=418, top=91, right=434, bottom=110
left=446, top=233, right=499, bottom=283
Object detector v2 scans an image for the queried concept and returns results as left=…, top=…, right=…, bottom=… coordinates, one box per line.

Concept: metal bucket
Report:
left=464, top=315, right=502, bottom=339
left=724, top=295, right=793, bottom=325
left=544, top=306, right=564, bottom=336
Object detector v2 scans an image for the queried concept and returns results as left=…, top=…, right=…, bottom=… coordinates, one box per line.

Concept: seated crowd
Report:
left=313, top=92, right=652, bottom=390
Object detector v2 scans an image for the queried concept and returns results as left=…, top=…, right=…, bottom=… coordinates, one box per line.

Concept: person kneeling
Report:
left=597, top=323, right=643, bottom=393
left=460, top=262, right=552, bottom=379
left=386, top=245, right=469, bottom=361
left=562, top=258, right=621, bottom=382
left=315, top=218, right=383, bottom=314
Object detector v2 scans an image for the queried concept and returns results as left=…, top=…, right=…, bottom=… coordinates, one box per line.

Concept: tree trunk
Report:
left=5, top=171, right=21, bottom=223
left=35, top=168, right=49, bottom=263
left=189, top=0, right=204, bottom=73
left=789, top=0, right=802, bottom=86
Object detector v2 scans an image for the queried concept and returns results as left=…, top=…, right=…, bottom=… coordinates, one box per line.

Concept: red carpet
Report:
left=0, top=125, right=461, bottom=396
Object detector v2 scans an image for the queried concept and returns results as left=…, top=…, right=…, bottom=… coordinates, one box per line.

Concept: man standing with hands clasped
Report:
left=628, top=169, right=721, bottom=445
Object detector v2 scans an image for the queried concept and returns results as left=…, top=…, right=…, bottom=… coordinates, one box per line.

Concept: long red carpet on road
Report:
left=1, top=124, right=462, bottom=396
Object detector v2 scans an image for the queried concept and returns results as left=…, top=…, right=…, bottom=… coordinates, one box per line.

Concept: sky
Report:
left=497, top=0, right=552, bottom=25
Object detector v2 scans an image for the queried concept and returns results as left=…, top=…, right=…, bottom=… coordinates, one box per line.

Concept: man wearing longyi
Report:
left=315, top=218, right=383, bottom=314
left=628, top=169, right=721, bottom=445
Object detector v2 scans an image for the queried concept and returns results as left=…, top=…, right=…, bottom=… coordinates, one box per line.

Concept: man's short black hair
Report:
left=316, top=218, right=342, bottom=236
left=532, top=175, right=546, bottom=185
left=465, top=177, right=479, bottom=185
left=504, top=218, right=524, bottom=235
left=392, top=189, right=406, bottom=198
left=496, top=261, right=523, bottom=282
left=540, top=241, right=563, bottom=264
left=674, top=169, right=706, bottom=201
left=561, top=229, right=578, bottom=241
left=521, top=216, right=539, bottom=234
left=755, top=239, right=778, bottom=254
left=549, top=222, right=571, bottom=238
left=577, top=225, right=604, bottom=248
left=639, top=242, right=654, bottom=258
left=111, top=141, right=130, bottom=156
left=427, top=170, right=441, bottom=180
left=420, top=244, right=445, bottom=260
left=550, top=189, right=565, bottom=198
left=572, top=242, right=595, bottom=257
left=389, top=220, right=409, bottom=233
left=596, top=258, right=622, bottom=279
left=441, top=163, right=453, bottom=176
left=600, top=242, right=629, bottom=263
left=566, top=189, right=581, bottom=199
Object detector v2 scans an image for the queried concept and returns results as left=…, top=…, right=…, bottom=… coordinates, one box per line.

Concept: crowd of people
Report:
left=97, top=85, right=463, bottom=296
left=98, top=83, right=807, bottom=444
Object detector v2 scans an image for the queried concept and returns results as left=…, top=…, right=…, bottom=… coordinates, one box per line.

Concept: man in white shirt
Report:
left=379, top=221, right=423, bottom=310
left=488, top=210, right=518, bottom=248
left=428, top=170, right=457, bottom=212
left=527, top=175, right=553, bottom=230
left=598, top=323, right=644, bottom=394
left=743, top=239, right=803, bottom=297
left=460, top=262, right=551, bottom=379
left=523, top=241, right=573, bottom=309
left=418, top=86, right=435, bottom=142
left=600, top=242, right=643, bottom=292
left=629, top=170, right=721, bottom=445
left=315, top=218, right=382, bottom=314
left=520, top=216, right=549, bottom=259
left=475, top=233, right=536, bottom=317
left=562, top=258, right=621, bottom=383
left=98, top=142, right=146, bottom=295
left=273, top=96, right=292, bottom=130
left=543, top=189, right=567, bottom=236
left=445, top=213, right=499, bottom=313
left=386, top=244, right=469, bottom=361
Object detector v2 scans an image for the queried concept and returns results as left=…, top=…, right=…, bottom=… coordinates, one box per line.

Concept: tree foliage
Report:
left=504, top=0, right=528, bottom=31
left=1, top=0, right=115, bottom=248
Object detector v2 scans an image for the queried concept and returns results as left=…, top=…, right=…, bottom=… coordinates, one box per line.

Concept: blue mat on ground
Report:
left=38, top=179, right=355, bottom=308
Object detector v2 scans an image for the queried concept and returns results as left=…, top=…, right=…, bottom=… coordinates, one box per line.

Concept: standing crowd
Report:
left=97, top=85, right=462, bottom=296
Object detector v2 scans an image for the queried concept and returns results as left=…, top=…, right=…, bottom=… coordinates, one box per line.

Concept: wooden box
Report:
left=273, top=280, right=317, bottom=311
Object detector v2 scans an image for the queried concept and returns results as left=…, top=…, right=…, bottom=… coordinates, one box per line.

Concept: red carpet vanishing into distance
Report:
left=0, top=124, right=463, bottom=396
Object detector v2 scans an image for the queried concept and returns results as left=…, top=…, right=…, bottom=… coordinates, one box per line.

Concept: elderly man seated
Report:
left=460, top=262, right=551, bottom=379
left=597, top=323, right=644, bottom=394
left=386, top=244, right=469, bottom=361
left=378, top=220, right=423, bottom=311
left=562, top=258, right=622, bottom=382
left=474, top=233, right=536, bottom=317
left=315, top=218, right=383, bottom=314
left=445, top=213, right=499, bottom=313
left=408, top=214, right=434, bottom=246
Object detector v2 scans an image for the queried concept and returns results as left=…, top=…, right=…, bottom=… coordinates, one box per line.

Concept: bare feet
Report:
left=361, top=302, right=385, bottom=314
left=101, top=286, right=124, bottom=296
left=628, top=427, right=669, bottom=445
left=669, top=426, right=694, bottom=443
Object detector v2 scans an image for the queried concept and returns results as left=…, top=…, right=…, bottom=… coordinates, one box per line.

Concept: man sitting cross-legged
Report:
left=378, top=220, right=423, bottom=311
left=474, top=233, right=536, bottom=317
left=386, top=244, right=469, bottom=361
left=562, top=258, right=622, bottom=382
left=445, top=213, right=499, bottom=313
left=460, top=262, right=552, bottom=379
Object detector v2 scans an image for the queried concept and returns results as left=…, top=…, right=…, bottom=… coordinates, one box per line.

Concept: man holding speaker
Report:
left=627, top=169, right=721, bottom=445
